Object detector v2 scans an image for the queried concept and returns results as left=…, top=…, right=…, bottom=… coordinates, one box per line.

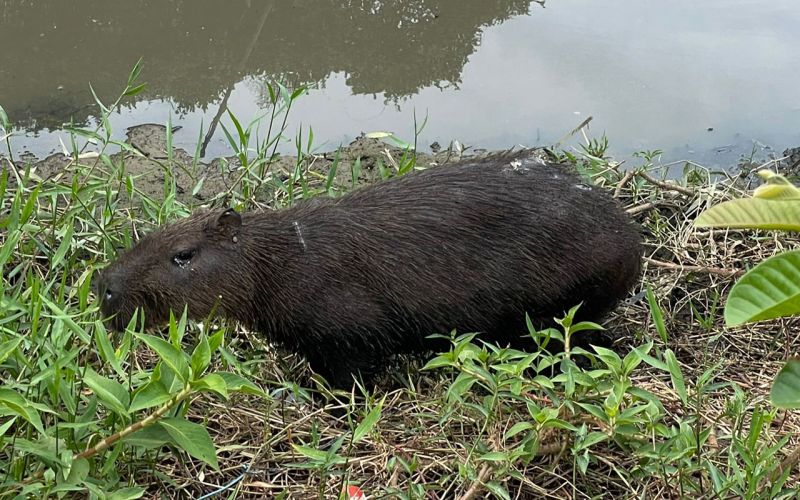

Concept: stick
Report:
left=552, top=116, right=594, bottom=150
left=644, top=257, right=743, bottom=277
left=637, top=171, right=695, bottom=197
left=614, top=170, right=636, bottom=198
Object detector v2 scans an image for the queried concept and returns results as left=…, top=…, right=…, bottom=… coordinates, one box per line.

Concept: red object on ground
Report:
left=347, top=484, right=367, bottom=499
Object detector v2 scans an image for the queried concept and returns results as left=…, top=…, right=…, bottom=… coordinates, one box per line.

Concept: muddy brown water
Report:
left=2, top=0, right=799, bottom=170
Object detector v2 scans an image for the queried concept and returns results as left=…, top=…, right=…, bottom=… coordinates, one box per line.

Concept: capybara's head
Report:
left=95, top=208, right=243, bottom=330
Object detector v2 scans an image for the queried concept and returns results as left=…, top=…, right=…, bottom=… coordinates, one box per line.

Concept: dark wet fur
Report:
left=97, top=151, right=643, bottom=388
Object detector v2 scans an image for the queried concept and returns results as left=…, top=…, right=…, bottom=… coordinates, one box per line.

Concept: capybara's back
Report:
left=97, top=150, right=642, bottom=387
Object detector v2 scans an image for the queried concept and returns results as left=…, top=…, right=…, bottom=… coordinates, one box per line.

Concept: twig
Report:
left=552, top=116, right=593, bottom=150
left=637, top=171, right=696, bottom=197
left=643, top=257, right=743, bottom=277
left=626, top=202, right=657, bottom=215
left=2, top=385, right=195, bottom=497
left=614, top=170, right=636, bottom=198
left=458, top=463, right=492, bottom=500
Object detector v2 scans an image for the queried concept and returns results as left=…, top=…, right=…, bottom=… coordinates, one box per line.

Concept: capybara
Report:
left=96, top=150, right=642, bottom=387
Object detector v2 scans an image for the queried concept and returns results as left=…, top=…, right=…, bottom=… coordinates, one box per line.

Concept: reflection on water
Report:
left=2, top=0, right=798, bottom=166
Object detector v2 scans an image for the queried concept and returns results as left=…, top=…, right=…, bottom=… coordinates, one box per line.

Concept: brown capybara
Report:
left=96, top=150, right=642, bottom=387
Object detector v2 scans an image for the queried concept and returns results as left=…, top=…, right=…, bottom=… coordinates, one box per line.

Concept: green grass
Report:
left=0, top=63, right=799, bottom=499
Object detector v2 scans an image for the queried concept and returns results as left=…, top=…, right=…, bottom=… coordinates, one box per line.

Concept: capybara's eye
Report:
left=172, top=249, right=196, bottom=268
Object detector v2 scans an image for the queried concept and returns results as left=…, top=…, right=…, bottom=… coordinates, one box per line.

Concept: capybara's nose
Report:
left=94, top=271, right=118, bottom=307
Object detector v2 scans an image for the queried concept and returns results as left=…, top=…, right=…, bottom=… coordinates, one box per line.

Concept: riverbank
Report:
left=2, top=123, right=800, bottom=498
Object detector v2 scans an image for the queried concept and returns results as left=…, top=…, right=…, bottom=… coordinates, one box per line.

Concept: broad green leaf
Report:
left=622, top=342, right=651, bottom=375
left=575, top=402, right=609, bottom=423
left=107, top=487, right=147, bottom=500
left=574, top=431, right=608, bottom=451
left=0, top=389, right=45, bottom=434
left=592, top=346, right=622, bottom=372
left=121, top=425, right=172, bottom=449
left=123, top=83, right=147, bottom=97
left=695, top=198, right=800, bottom=232
left=190, top=334, right=211, bottom=377
left=82, top=368, right=130, bottom=415
left=770, top=359, right=800, bottom=409
left=167, top=307, right=188, bottom=346
left=159, top=417, right=219, bottom=469
left=216, top=372, right=267, bottom=398
left=129, top=380, right=172, bottom=413
left=446, top=372, right=477, bottom=403
left=723, top=250, right=800, bottom=326
left=65, top=457, right=90, bottom=484
left=0, top=337, right=22, bottom=364
left=192, top=374, right=228, bottom=399
left=352, top=399, right=383, bottom=444
left=134, top=332, right=189, bottom=383
left=421, top=355, right=454, bottom=370
left=569, top=321, right=604, bottom=334
left=505, top=422, right=535, bottom=440
left=290, top=85, right=307, bottom=100
left=208, top=329, right=225, bottom=353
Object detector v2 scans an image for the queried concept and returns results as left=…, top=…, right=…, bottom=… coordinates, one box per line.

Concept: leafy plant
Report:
left=0, top=62, right=272, bottom=497
left=695, top=169, right=800, bottom=408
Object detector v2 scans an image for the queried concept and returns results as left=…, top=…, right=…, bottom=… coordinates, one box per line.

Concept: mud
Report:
left=3, top=124, right=538, bottom=207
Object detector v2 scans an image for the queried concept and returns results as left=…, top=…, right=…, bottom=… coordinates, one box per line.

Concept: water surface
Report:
left=2, top=0, right=798, bottom=166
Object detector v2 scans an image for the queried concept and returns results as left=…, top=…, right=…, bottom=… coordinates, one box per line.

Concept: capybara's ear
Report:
left=207, top=208, right=242, bottom=239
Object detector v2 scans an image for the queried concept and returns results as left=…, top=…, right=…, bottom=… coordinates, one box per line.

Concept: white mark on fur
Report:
left=293, top=221, right=307, bottom=252
left=508, top=159, right=531, bottom=172
left=573, top=183, right=591, bottom=191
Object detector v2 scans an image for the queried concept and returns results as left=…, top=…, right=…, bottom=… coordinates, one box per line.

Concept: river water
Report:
left=2, top=0, right=798, bottom=167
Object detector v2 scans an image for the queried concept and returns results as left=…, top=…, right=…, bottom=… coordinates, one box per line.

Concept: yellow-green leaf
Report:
left=753, top=170, right=800, bottom=200
left=724, top=250, right=800, bottom=326
left=695, top=198, right=800, bottom=232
